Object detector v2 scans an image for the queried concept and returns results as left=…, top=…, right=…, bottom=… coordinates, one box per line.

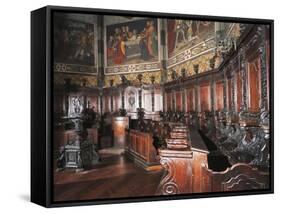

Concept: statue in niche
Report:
left=73, top=97, right=83, bottom=115
left=128, top=91, right=135, bottom=108
left=69, top=96, right=84, bottom=117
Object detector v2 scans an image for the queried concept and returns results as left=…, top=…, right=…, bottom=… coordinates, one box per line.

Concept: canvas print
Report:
left=52, top=11, right=272, bottom=203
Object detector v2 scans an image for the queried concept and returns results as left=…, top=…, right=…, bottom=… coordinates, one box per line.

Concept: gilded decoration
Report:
left=104, top=70, right=162, bottom=87
left=167, top=51, right=218, bottom=81
left=54, top=72, right=98, bottom=87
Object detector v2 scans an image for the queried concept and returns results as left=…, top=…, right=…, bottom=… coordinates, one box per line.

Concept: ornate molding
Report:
left=54, top=63, right=97, bottom=74
left=167, top=38, right=216, bottom=68
left=258, top=26, right=268, bottom=110
left=105, top=62, right=161, bottom=75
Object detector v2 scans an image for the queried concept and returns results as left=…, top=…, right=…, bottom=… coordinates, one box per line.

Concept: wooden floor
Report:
left=53, top=149, right=164, bottom=202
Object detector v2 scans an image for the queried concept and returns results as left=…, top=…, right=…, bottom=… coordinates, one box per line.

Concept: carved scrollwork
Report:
left=258, top=27, right=268, bottom=110
left=238, top=110, right=260, bottom=127
left=157, top=158, right=179, bottom=195
left=162, top=182, right=179, bottom=195
left=222, top=173, right=266, bottom=191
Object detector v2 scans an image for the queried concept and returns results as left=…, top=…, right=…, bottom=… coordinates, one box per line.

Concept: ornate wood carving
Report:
left=215, top=81, right=224, bottom=111
left=259, top=26, right=268, bottom=111
left=240, top=48, right=248, bottom=112
left=202, top=163, right=269, bottom=192
left=125, top=129, right=161, bottom=171
left=157, top=150, right=193, bottom=195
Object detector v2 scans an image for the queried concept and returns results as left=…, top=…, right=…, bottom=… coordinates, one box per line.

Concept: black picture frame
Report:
left=31, top=5, right=274, bottom=208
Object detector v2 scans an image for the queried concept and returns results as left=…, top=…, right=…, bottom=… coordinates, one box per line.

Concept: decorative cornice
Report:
left=105, top=62, right=161, bottom=75
left=54, top=63, right=97, bottom=75
left=167, top=37, right=216, bottom=68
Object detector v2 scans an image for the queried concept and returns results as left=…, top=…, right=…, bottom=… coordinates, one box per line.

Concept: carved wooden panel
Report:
left=248, top=57, right=261, bottom=112
left=266, top=41, right=270, bottom=110
left=54, top=128, right=98, bottom=153
left=126, top=130, right=159, bottom=170
left=192, top=151, right=209, bottom=193
left=143, top=92, right=152, bottom=112
left=227, top=79, right=232, bottom=111
left=175, top=91, right=182, bottom=111
left=112, top=117, right=128, bottom=139
left=154, top=91, right=163, bottom=112
left=114, top=94, right=120, bottom=112
left=54, top=94, right=64, bottom=116
left=103, top=95, right=109, bottom=113
left=186, top=88, right=194, bottom=112
left=87, top=95, right=99, bottom=112
left=157, top=149, right=193, bottom=195
left=166, top=92, right=172, bottom=111
left=202, top=163, right=269, bottom=192
left=200, top=84, right=211, bottom=111
left=215, top=82, right=224, bottom=111
left=236, top=71, right=242, bottom=112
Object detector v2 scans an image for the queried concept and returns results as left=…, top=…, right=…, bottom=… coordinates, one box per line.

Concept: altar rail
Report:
left=125, top=129, right=161, bottom=171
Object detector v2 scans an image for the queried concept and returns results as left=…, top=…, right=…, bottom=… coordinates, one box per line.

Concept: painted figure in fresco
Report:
left=145, top=21, right=154, bottom=56
left=194, top=21, right=210, bottom=36
left=54, top=18, right=95, bottom=65
left=151, top=21, right=158, bottom=57
left=86, top=30, right=95, bottom=64
left=72, top=29, right=95, bottom=64
left=139, top=32, right=150, bottom=60
left=129, top=29, right=138, bottom=41
left=107, top=35, right=115, bottom=59
left=74, top=34, right=87, bottom=61
left=186, top=20, right=194, bottom=41
left=113, top=35, right=126, bottom=64
left=174, top=20, right=186, bottom=49
left=107, top=19, right=158, bottom=65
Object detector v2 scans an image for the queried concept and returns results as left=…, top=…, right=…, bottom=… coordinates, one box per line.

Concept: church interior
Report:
left=53, top=12, right=271, bottom=202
